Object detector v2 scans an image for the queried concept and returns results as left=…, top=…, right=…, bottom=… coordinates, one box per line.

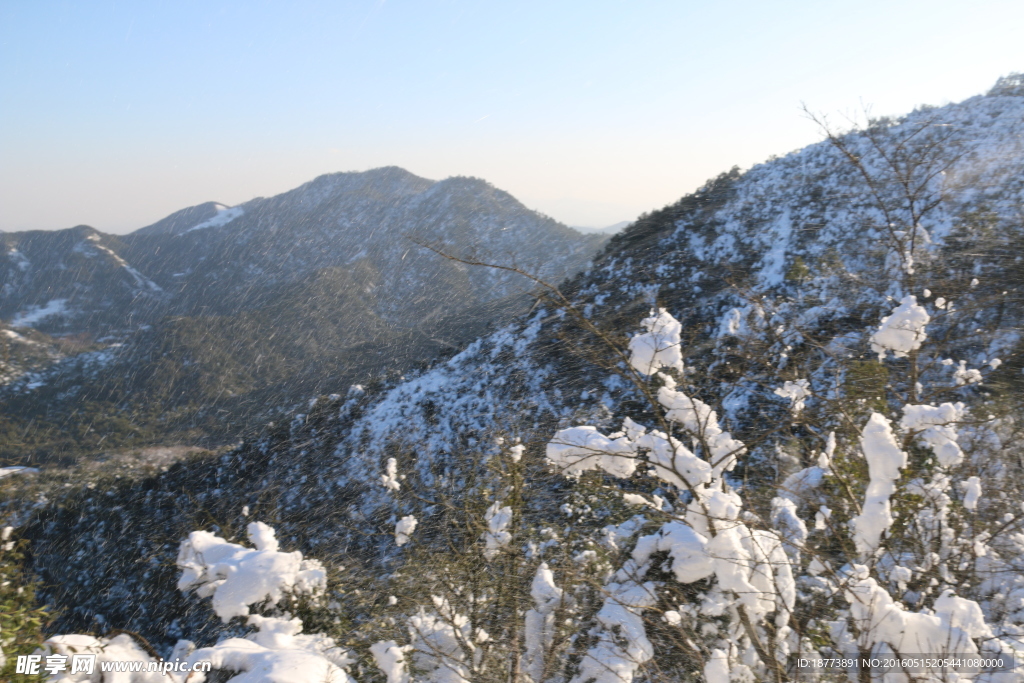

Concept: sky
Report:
left=1, top=1, right=1022, bottom=234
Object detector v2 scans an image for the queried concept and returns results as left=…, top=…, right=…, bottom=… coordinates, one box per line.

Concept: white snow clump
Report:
left=900, top=402, right=965, bottom=467
left=380, top=457, right=401, bottom=491
left=370, top=640, right=411, bottom=683
left=523, top=563, right=563, bottom=682
left=177, top=522, right=326, bottom=622
left=851, top=414, right=907, bottom=557
left=482, top=502, right=513, bottom=559
left=962, top=476, right=982, bottom=511
left=187, top=615, right=355, bottom=683
left=39, top=634, right=166, bottom=682
left=394, top=515, right=417, bottom=547
left=870, top=295, right=930, bottom=360
left=627, top=308, right=684, bottom=376
left=953, top=360, right=983, bottom=386
left=773, top=378, right=811, bottom=413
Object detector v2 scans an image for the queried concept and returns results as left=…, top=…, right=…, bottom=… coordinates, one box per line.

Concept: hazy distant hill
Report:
left=0, top=167, right=605, bottom=462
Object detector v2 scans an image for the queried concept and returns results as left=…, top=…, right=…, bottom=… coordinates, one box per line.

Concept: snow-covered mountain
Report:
left=4, top=77, right=1024, bottom=673
left=2, top=167, right=603, bottom=335
left=0, top=168, right=605, bottom=459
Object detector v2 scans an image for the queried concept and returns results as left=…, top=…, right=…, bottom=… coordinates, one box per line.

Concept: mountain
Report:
left=6, top=76, right=1023, bottom=658
left=0, top=227, right=165, bottom=335
left=0, top=168, right=605, bottom=462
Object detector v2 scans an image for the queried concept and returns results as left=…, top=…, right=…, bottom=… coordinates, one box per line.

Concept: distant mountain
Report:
left=0, top=168, right=606, bottom=462
left=573, top=220, right=632, bottom=235
left=0, top=227, right=165, bottom=335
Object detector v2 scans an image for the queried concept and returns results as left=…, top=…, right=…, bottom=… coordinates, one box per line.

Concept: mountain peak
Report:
left=133, top=201, right=226, bottom=237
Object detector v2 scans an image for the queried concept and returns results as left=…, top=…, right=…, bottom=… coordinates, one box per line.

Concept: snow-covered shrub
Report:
left=37, top=633, right=165, bottom=682
left=177, top=521, right=326, bottom=622
left=537, top=300, right=1018, bottom=681
left=37, top=522, right=353, bottom=683
left=185, top=615, right=355, bottom=683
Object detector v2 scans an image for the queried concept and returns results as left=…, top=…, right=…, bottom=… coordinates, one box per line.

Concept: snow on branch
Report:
left=852, top=414, right=907, bottom=557
left=394, top=515, right=418, bottom=547
left=177, top=522, right=326, bottom=622
left=627, top=308, right=684, bottom=376
left=187, top=615, right=355, bottom=683
left=870, top=295, right=930, bottom=360
left=900, top=402, right=965, bottom=467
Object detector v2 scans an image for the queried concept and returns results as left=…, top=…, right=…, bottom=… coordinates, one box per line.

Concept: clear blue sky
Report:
left=2, top=1, right=1022, bottom=233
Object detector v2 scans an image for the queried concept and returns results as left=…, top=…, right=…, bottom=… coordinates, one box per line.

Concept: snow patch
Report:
left=186, top=204, right=244, bottom=233
left=0, top=466, right=40, bottom=479
left=11, top=299, right=68, bottom=327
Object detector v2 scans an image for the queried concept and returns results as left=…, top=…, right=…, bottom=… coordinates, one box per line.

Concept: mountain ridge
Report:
left=0, top=167, right=606, bottom=462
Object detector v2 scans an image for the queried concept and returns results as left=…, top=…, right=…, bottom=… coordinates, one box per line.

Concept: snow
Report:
left=632, top=521, right=712, bottom=583
left=570, top=576, right=657, bottom=683
left=778, top=466, right=826, bottom=503
left=703, top=649, right=730, bottom=681
left=900, top=402, right=965, bottom=467
left=17, top=82, right=1024, bottom=683
left=954, top=360, right=983, bottom=386
left=176, top=522, right=326, bottom=622
left=718, top=307, right=743, bottom=337
left=934, top=589, right=992, bottom=640
left=82, top=234, right=163, bottom=292
left=773, top=378, right=811, bottom=413
left=380, top=457, right=401, bottom=491
left=852, top=413, right=907, bottom=557
left=406, top=597, right=477, bottom=683
left=818, top=431, right=836, bottom=470
left=705, top=518, right=765, bottom=615
left=622, top=493, right=661, bottom=509
left=546, top=425, right=638, bottom=479
left=40, top=633, right=166, bottom=682
left=394, top=515, right=417, bottom=547
left=11, top=299, right=68, bottom=327
left=547, top=419, right=717, bottom=490
left=482, top=502, right=512, bottom=559
left=870, top=295, right=930, bottom=360
left=185, top=204, right=245, bottom=233
left=524, top=563, right=562, bottom=682
left=656, top=376, right=744, bottom=478
left=0, top=466, right=39, bottom=479
left=771, top=496, right=808, bottom=556
left=370, top=640, right=410, bottom=683
left=6, top=248, right=30, bottom=271
left=843, top=565, right=982, bottom=667
left=186, top=615, right=355, bottom=683
left=635, top=429, right=713, bottom=489
left=756, top=209, right=793, bottom=287
left=509, top=443, right=525, bottom=462
left=627, top=308, right=684, bottom=376
left=962, top=476, right=982, bottom=510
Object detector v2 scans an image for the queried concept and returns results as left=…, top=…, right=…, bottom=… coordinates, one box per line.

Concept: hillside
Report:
left=3, top=77, right=1024, bottom=681
left=0, top=168, right=604, bottom=463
